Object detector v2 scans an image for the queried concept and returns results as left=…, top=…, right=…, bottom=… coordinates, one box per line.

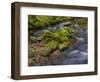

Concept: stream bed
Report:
left=29, top=22, right=88, bottom=66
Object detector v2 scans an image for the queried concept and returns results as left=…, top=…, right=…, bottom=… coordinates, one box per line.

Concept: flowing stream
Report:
left=33, top=22, right=88, bottom=65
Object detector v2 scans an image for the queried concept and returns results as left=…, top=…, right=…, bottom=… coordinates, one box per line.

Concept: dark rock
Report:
left=49, top=49, right=64, bottom=65
left=34, top=30, right=44, bottom=37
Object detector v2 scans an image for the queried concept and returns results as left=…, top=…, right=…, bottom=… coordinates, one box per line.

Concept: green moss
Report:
left=41, top=27, right=74, bottom=42
left=39, top=27, right=75, bottom=50
left=44, top=40, right=58, bottom=50
left=28, top=15, right=74, bottom=30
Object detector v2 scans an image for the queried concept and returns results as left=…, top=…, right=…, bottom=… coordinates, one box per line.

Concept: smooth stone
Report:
left=34, top=30, right=44, bottom=37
